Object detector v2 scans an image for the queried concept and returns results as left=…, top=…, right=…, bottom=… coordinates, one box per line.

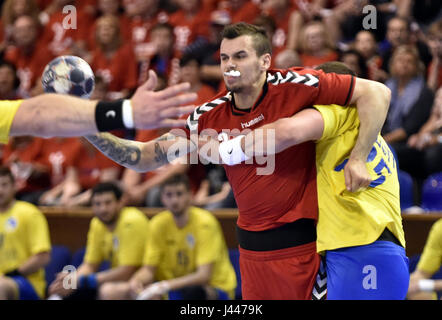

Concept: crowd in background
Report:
left=0, top=0, right=441, bottom=210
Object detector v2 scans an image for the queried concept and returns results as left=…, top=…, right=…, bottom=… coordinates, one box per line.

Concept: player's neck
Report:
left=233, top=74, right=267, bottom=110
left=0, top=199, right=15, bottom=213
left=173, top=209, right=189, bottom=229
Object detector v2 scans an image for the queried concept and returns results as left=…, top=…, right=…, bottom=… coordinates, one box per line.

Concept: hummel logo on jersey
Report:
left=241, top=114, right=265, bottom=129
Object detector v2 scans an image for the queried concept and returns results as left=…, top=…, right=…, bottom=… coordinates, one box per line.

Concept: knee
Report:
left=0, top=277, right=17, bottom=300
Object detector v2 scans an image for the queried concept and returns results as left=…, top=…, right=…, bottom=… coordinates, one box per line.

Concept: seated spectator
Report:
left=394, top=87, right=442, bottom=180
left=184, top=10, right=231, bottom=91
left=2, top=136, right=49, bottom=202
left=382, top=45, right=434, bottom=146
left=99, top=174, right=237, bottom=300
left=4, top=15, right=54, bottom=97
left=380, top=16, right=432, bottom=74
left=0, top=0, right=41, bottom=50
left=298, top=20, right=338, bottom=68
left=90, top=15, right=138, bottom=100
left=48, top=182, right=149, bottom=300
left=0, top=61, right=21, bottom=99
left=408, top=219, right=442, bottom=300
left=179, top=54, right=216, bottom=104
left=0, top=166, right=51, bottom=300
left=63, top=138, right=121, bottom=207
left=274, top=48, right=301, bottom=69
left=426, top=20, right=442, bottom=92
left=217, top=0, right=261, bottom=24
left=168, top=0, right=212, bottom=53
left=339, top=49, right=369, bottom=79
left=354, top=30, right=388, bottom=82
left=37, top=137, right=82, bottom=206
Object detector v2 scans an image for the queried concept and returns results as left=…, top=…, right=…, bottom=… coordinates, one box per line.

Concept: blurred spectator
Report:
left=90, top=15, right=138, bottom=100
left=122, top=0, right=169, bottom=63
left=411, top=0, right=441, bottom=27
left=39, top=0, right=95, bottom=57
left=0, top=0, right=41, bottom=51
left=139, top=22, right=180, bottom=86
left=184, top=9, right=231, bottom=90
left=382, top=45, right=434, bottom=145
left=4, top=15, right=54, bottom=97
left=274, top=48, right=301, bottom=69
left=261, top=0, right=298, bottom=58
left=0, top=61, right=21, bottom=99
left=354, top=30, right=388, bottom=81
left=407, top=219, right=442, bottom=300
left=380, top=16, right=432, bottom=74
left=1, top=136, right=49, bottom=202
left=394, top=87, right=442, bottom=180
left=426, top=20, right=442, bottom=92
left=37, top=137, right=82, bottom=206
left=298, top=20, right=338, bottom=68
left=339, top=49, right=369, bottom=78
left=99, top=174, right=237, bottom=300
left=63, top=138, right=121, bottom=207
left=179, top=53, right=216, bottom=104
left=48, top=182, right=148, bottom=300
left=168, top=0, right=212, bottom=53
left=89, top=75, right=108, bottom=101
left=0, top=166, right=51, bottom=300
left=217, top=0, right=261, bottom=24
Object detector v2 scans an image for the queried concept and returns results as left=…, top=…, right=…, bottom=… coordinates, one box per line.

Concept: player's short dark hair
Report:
left=91, top=182, right=123, bottom=200
left=221, top=22, right=272, bottom=56
left=160, top=174, right=190, bottom=192
left=315, top=61, right=356, bottom=76
left=0, top=166, right=14, bottom=183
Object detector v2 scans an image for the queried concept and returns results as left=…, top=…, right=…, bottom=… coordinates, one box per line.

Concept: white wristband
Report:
left=219, top=135, right=250, bottom=166
left=418, top=279, right=435, bottom=292
left=122, top=99, right=134, bottom=129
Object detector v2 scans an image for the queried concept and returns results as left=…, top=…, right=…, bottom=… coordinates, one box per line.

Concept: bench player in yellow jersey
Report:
left=230, top=62, right=409, bottom=299
left=408, top=218, right=442, bottom=299
left=0, top=166, right=51, bottom=300
left=0, top=70, right=196, bottom=143
left=99, top=174, right=237, bottom=300
left=48, top=182, right=148, bottom=300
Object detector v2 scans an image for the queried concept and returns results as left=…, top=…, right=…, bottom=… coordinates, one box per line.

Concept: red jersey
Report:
left=185, top=68, right=355, bottom=231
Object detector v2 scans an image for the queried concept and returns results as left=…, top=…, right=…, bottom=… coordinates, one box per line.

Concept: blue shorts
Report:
left=325, top=241, right=409, bottom=300
left=10, top=275, right=40, bottom=300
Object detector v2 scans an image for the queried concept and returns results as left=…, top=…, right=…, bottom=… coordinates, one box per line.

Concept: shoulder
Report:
left=186, top=92, right=231, bottom=132
left=12, top=201, right=43, bottom=217
left=190, top=207, right=219, bottom=227
left=267, top=68, right=320, bottom=88
left=150, top=210, right=173, bottom=227
left=120, top=207, right=149, bottom=224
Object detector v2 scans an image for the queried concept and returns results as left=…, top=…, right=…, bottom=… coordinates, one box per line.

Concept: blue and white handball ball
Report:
left=42, top=55, right=95, bottom=99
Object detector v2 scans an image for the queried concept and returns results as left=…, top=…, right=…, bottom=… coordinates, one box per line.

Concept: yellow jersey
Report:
left=84, top=207, right=149, bottom=268
left=143, top=206, right=237, bottom=298
left=0, top=201, right=51, bottom=298
left=417, top=219, right=442, bottom=275
left=0, top=100, right=22, bottom=144
left=314, top=104, right=405, bottom=253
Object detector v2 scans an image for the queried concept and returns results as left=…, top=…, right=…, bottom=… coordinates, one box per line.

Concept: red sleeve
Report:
left=290, top=67, right=355, bottom=106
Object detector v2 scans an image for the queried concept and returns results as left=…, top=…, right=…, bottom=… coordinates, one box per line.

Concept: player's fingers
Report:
left=159, top=93, right=198, bottom=109
left=344, top=167, right=352, bottom=192
left=141, top=70, right=158, bottom=91
left=156, top=82, right=192, bottom=99
left=159, top=104, right=195, bottom=119
left=158, top=118, right=189, bottom=128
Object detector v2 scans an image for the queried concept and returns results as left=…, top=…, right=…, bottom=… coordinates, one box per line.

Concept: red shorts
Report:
left=239, top=241, right=320, bottom=300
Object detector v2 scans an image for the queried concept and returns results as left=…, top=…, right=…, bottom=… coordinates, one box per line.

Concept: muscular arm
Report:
left=85, top=132, right=195, bottom=173
left=17, top=252, right=51, bottom=276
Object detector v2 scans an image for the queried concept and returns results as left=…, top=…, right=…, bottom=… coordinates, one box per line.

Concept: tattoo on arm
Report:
left=154, top=142, right=169, bottom=165
left=86, top=134, right=141, bottom=166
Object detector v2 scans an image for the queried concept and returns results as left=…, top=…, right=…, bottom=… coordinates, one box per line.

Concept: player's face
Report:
left=91, top=192, right=121, bottom=225
left=220, top=35, right=269, bottom=93
left=161, top=184, right=191, bottom=217
left=0, top=175, right=15, bottom=209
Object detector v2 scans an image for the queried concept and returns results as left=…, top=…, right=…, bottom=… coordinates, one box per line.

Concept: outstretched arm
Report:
left=85, top=132, right=195, bottom=173
left=9, top=71, right=196, bottom=138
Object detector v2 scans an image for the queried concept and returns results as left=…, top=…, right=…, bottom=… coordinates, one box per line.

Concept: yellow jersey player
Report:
left=48, top=182, right=149, bottom=300
left=234, top=62, right=409, bottom=299
left=0, top=70, right=195, bottom=143
left=99, top=174, right=237, bottom=300
left=408, top=218, right=442, bottom=299
left=0, top=166, right=51, bottom=300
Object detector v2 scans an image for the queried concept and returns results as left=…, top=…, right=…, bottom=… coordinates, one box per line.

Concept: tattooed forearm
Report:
left=86, top=134, right=141, bottom=167
left=154, top=142, right=169, bottom=165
